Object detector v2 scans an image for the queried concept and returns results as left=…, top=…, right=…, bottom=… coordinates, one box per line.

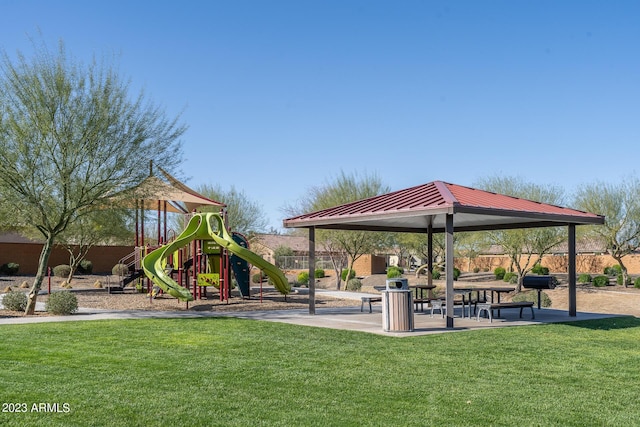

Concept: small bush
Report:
left=78, top=259, right=93, bottom=274
left=432, top=269, right=441, bottom=280
left=604, top=265, right=622, bottom=276
left=592, top=275, right=610, bottom=287
left=577, top=273, right=592, bottom=283
left=45, top=291, right=78, bottom=315
left=341, top=269, right=356, bottom=281
left=512, top=290, right=552, bottom=308
left=2, top=291, right=27, bottom=311
left=494, top=267, right=506, bottom=280
left=634, top=277, right=640, bottom=289
left=503, top=272, right=517, bottom=283
left=616, top=274, right=631, bottom=286
left=252, top=273, right=262, bottom=284
left=53, top=264, right=72, bottom=278
left=112, top=263, right=129, bottom=276
left=453, top=267, right=461, bottom=281
left=297, top=271, right=309, bottom=286
left=314, top=269, right=325, bottom=278
left=346, top=278, right=362, bottom=291
left=0, top=262, right=20, bottom=276
left=387, top=266, right=403, bottom=278
left=473, top=267, right=480, bottom=273
left=531, top=263, right=549, bottom=275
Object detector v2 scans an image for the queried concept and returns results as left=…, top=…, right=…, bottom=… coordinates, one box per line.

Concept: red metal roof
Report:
left=283, top=181, right=604, bottom=232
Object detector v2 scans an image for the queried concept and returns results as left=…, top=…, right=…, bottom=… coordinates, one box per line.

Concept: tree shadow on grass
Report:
left=562, top=315, right=640, bottom=330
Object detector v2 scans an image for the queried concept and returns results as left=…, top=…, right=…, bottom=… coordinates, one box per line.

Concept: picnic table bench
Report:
left=476, top=301, right=535, bottom=323
left=360, top=295, right=383, bottom=313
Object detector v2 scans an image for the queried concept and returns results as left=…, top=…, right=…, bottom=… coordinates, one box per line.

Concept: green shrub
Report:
left=0, top=262, right=20, bottom=276
left=432, top=269, right=441, bottom=280
left=503, top=272, right=517, bottom=283
left=297, top=271, right=309, bottom=286
left=577, top=273, right=592, bottom=283
left=78, top=259, right=93, bottom=274
left=346, top=278, right=362, bottom=291
left=314, top=269, right=325, bottom=278
left=616, top=274, right=631, bottom=286
left=604, top=265, right=622, bottom=276
left=494, top=267, right=506, bottom=280
left=387, top=266, right=403, bottom=278
left=592, top=275, right=610, bottom=287
left=112, top=263, right=129, bottom=276
left=512, top=290, right=552, bottom=308
left=453, top=267, right=461, bottom=281
left=252, top=273, right=263, bottom=284
left=46, top=291, right=78, bottom=315
left=2, top=291, right=27, bottom=311
left=531, top=264, right=549, bottom=275
left=53, top=264, right=72, bottom=278
left=634, top=277, right=640, bottom=289
left=341, top=269, right=356, bottom=281
left=473, top=267, right=480, bottom=273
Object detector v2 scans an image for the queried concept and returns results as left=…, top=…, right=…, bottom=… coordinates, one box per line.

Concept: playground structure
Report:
left=112, top=166, right=289, bottom=303
left=141, top=213, right=289, bottom=301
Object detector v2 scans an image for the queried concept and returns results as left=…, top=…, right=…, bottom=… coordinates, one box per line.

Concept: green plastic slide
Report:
left=142, top=213, right=289, bottom=301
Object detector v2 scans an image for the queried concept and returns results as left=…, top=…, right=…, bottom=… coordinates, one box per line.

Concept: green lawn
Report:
left=1, top=316, right=639, bottom=426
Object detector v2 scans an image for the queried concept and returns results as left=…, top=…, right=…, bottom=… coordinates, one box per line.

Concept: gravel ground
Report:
left=2, top=272, right=640, bottom=318
left=0, top=273, right=358, bottom=316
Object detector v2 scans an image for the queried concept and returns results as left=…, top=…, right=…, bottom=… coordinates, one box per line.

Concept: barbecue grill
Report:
left=522, top=275, right=558, bottom=309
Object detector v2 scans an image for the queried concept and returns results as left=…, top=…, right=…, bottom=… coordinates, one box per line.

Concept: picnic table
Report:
left=409, top=284, right=436, bottom=312
left=430, top=286, right=515, bottom=318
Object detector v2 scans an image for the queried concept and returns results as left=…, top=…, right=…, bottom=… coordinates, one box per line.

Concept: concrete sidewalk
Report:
left=0, top=290, right=621, bottom=336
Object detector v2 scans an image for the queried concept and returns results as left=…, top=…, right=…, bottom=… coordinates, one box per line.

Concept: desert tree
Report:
left=57, top=207, right=134, bottom=283
left=0, top=39, right=185, bottom=314
left=573, top=177, right=640, bottom=286
left=289, top=170, right=391, bottom=290
left=475, top=176, right=566, bottom=292
left=194, top=184, right=268, bottom=236
left=455, top=231, right=491, bottom=272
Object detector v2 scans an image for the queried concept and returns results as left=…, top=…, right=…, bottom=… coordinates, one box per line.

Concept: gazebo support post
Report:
left=308, top=226, right=316, bottom=315
left=568, top=224, right=577, bottom=316
left=445, top=213, right=454, bottom=328
left=427, top=222, right=433, bottom=287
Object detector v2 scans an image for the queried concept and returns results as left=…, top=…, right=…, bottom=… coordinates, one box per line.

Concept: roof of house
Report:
left=252, top=234, right=313, bottom=252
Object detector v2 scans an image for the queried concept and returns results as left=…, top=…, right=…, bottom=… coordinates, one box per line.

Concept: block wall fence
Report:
left=455, top=253, right=640, bottom=275
left=0, top=243, right=134, bottom=275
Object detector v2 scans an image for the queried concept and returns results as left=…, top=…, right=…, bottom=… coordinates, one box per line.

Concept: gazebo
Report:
left=283, top=181, right=605, bottom=328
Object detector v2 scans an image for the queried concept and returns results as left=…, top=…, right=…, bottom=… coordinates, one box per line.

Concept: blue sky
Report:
left=2, top=1, right=639, bottom=231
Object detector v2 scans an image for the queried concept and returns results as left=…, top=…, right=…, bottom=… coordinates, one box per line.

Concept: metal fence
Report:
left=276, top=255, right=335, bottom=270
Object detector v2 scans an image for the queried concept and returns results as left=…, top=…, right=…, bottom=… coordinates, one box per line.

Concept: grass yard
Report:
left=1, top=316, right=639, bottom=426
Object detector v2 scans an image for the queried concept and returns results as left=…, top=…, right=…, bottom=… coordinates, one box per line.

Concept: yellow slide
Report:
left=142, top=213, right=289, bottom=301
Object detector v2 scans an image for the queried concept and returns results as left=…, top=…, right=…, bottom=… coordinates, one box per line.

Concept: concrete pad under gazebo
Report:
left=282, top=181, right=605, bottom=329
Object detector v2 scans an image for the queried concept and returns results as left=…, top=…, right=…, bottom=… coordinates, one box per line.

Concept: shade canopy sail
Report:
left=115, top=168, right=225, bottom=214
left=283, top=181, right=604, bottom=232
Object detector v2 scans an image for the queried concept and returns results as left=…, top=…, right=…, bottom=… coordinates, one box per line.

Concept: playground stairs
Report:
left=107, top=248, right=145, bottom=294
left=107, top=269, right=144, bottom=294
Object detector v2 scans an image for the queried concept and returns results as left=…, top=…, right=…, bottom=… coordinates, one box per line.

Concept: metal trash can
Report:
left=382, top=288, right=414, bottom=332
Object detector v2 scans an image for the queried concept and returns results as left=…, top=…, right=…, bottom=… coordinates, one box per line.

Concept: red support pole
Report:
left=219, top=252, right=224, bottom=302
left=178, top=248, right=183, bottom=288
left=135, top=200, right=139, bottom=247
left=191, top=239, right=197, bottom=300
left=163, top=201, right=168, bottom=243
left=157, top=200, right=161, bottom=245
left=48, top=266, right=51, bottom=295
